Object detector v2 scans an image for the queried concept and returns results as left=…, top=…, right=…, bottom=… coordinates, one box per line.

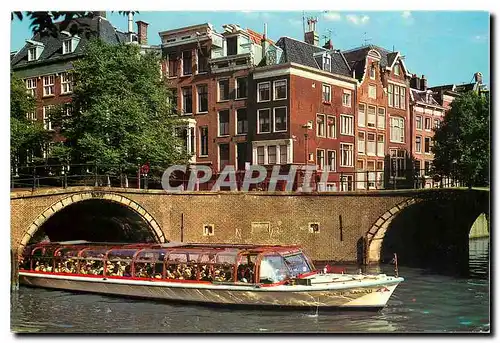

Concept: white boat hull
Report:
left=19, top=271, right=403, bottom=310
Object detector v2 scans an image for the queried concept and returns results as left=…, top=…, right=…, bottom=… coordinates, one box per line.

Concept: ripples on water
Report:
left=11, top=238, right=490, bottom=333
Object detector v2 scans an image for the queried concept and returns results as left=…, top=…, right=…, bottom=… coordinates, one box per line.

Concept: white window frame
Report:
left=257, top=81, right=271, bottom=102
left=43, top=75, right=55, bottom=96
left=394, top=63, right=400, bottom=76
left=322, top=84, right=331, bottom=103
left=424, top=117, right=431, bottom=131
left=268, top=145, right=277, bottom=165
left=358, top=131, right=365, bottom=155
left=182, top=87, right=193, bottom=114
left=60, top=72, right=73, bottom=94
left=340, top=143, right=354, bottom=167
left=368, top=84, right=376, bottom=99
left=377, top=134, right=385, bottom=157
left=327, top=115, right=336, bottom=139
left=366, top=132, right=376, bottom=156
left=42, top=106, right=53, bottom=131
left=235, top=108, right=248, bottom=135
left=196, top=84, right=208, bottom=113
left=199, top=126, right=209, bottom=157
left=316, top=149, right=325, bottom=171
left=257, top=108, right=271, bottom=134
left=424, top=137, right=432, bottom=154
left=26, top=111, right=36, bottom=121
left=217, top=110, right=230, bottom=137
left=434, top=119, right=440, bottom=129
left=323, top=54, right=331, bottom=71
left=377, top=107, right=386, bottom=129
left=327, top=150, right=336, bottom=172
left=28, top=47, right=37, bottom=61
left=273, top=79, right=287, bottom=101
left=26, top=78, right=37, bottom=97
left=235, top=77, right=247, bottom=100
left=217, top=79, right=230, bottom=102
left=400, top=87, right=406, bottom=109
left=388, top=84, right=394, bottom=107
left=279, top=144, right=288, bottom=165
left=256, top=146, right=265, bottom=165
left=62, top=40, right=72, bottom=54
left=390, top=116, right=405, bottom=143
left=358, top=103, right=366, bottom=127
left=340, top=114, right=354, bottom=136
left=370, top=66, right=376, bottom=80
left=342, top=90, right=351, bottom=107
left=273, top=106, right=287, bottom=133
left=367, top=105, right=376, bottom=128
left=415, top=135, right=422, bottom=153
left=416, top=115, right=422, bottom=130
left=394, top=85, right=400, bottom=108
left=316, top=114, right=325, bottom=137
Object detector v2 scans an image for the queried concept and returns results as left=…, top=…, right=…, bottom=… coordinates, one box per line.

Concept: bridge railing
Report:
left=10, top=163, right=465, bottom=192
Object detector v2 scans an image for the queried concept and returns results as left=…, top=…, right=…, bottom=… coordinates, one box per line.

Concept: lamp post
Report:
left=302, top=122, right=312, bottom=165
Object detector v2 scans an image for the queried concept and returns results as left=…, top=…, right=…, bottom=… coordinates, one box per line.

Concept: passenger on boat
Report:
left=123, top=265, right=132, bottom=277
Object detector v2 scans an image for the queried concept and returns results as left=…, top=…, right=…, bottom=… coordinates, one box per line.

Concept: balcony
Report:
left=209, top=53, right=252, bottom=74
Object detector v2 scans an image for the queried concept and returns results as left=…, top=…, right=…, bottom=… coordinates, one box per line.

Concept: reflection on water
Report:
left=11, top=238, right=489, bottom=333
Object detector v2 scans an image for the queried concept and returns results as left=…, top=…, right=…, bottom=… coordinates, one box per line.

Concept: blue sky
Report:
left=10, top=11, right=490, bottom=87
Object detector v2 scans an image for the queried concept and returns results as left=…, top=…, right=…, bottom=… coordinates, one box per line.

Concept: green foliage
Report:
left=61, top=39, right=189, bottom=171
left=432, top=91, right=490, bottom=187
left=10, top=74, right=50, bottom=164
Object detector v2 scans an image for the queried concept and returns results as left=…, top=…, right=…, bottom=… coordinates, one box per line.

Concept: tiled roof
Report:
left=246, top=28, right=274, bottom=45
left=411, top=89, right=441, bottom=106
left=11, top=15, right=128, bottom=70
left=275, top=36, right=351, bottom=77
left=342, top=44, right=397, bottom=81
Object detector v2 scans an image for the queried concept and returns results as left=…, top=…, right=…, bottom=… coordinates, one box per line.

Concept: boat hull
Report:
left=19, top=271, right=403, bottom=310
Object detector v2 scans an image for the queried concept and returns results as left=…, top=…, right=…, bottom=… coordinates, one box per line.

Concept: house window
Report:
left=62, top=40, right=72, bottom=54
left=322, top=84, right=331, bottom=102
left=168, top=53, right=178, bottom=77
left=268, top=146, right=277, bottom=164
left=219, top=144, right=230, bottom=170
left=327, top=116, right=336, bottom=138
left=416, top=136, right=422, bottom=153
left=317, top=149, right=325, bottom=170
left=424, top=161, right=431, bottom=175
left=390, top=116, right=405, bottom=143
left=197, top=48, right=208, bottom=73
left=168, top=89, right=178, bottom=114
left=236, top=78, right=247, bottom=99
left=26, top=111, right=36, bottom=121
left=377, top=134, right=385, bottom=157
left=28, top=47, right=37, bottom=61
left=257, top=109, right=271, bottom=133
left=236, top=108, right=248, bottom=135
left=182, top=87, right=192, bottom=114
left=280, top=145, right=288, bottom=164
left=390, top=149, right=406, bottom=178
left=425, top=117, right=431, bottom=130
left=203, top=224, right=215, bottom=236
left=227, top=36, right=238, bottom=56
left=43, top=75, right=55, bottom=96
left=414, top=160, right=422, bottom=176
left=358, top=131, right=365, bottom=155
left=368, top=84, right=376, bottom=99
left=316, top=114, right=325, bottom=137
left=394, top=64, right=400, bottom=76
left=340, top=114, right=354, bottom=136
left=182, top=50, right=192, bottom=75
left=340, top=143, right=354, bottom=167
left=218, top=110, right=230, bottom=136
left=340, top=175, right=354, bottom=191
left=367, top=105, right=376, bottom=127
left=416, top=115, right=422, bottom=130
left=367, top=161, right=376, bottom=189
left=377, top=108, right=385, bottom=129
left=60, top=72, right=73, bottom=94
left=199, top=126, right=208, bottom=156
left=388, top=84, right=394, bottom=108
left=356, top=159, right=365, bottom=189
left=257, top=82, right=270, bottom=102
left=323, top=55, right=331, bottom=71
left=394, top=86, right=400, bottom=108
left=273, top=107, right=287, bottom=132
left=327, top=150, right=336, bottom=171
left=424, top=137, right=431, bottom=153
left=257, top=146, right=265, bottom=164
left=197, top=84, right=208, bottom=113
left=42, top=106, right=53, bottom=130
left=367, top=133, right=376, bottom=156
left=434, top=119, right=440, bottom=129
left=342, top=91, right=351, bottom=107
left=273, top=80, right=287, bottom=100
left=400, top=87, right=405, bottom=109
left=26, top=78, right=37, bottom=97
left=218, top=79, right=230, bottom=101
left=358, top=103, right=366, bottom=127
left=370, top=66, right=376, bottom=80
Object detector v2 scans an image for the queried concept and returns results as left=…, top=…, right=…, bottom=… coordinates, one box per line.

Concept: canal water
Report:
left=10, top=238, right=490, bottom=333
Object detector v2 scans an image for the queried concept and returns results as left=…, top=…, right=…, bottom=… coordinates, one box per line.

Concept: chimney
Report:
left=410, top=74, right=420, bottom=90
left=474, top=72, right=483, bottom=84
left=136, top=20, right=149, bottom=45
left=323, top=39, right=333, bottom=50
left=127, top=12, right=134, bottom=33
left=304, top=17, right=319, bottom=46
left=95, top=11, right=106, bottom=19
left=421, top=74, right=427, bottom=91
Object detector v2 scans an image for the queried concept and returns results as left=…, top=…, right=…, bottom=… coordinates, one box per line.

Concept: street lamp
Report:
left=302, top=121, right=313, bottom=165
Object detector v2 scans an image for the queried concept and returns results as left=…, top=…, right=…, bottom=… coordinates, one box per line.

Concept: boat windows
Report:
left=283, top=253, right=312, bottom=277
left=134, top=249, right=166, bottom=279
left=259, top=254, right=290, bottom=284
left=106, top=249, right=137, bottom=277
left=236, top=254, right=257, bottom=283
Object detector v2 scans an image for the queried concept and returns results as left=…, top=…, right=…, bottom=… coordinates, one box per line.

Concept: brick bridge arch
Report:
left=17, top=191, right=166, bottom=256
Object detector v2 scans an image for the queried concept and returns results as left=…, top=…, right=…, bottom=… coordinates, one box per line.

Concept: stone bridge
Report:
left=11, top=187, right=489, bottom=268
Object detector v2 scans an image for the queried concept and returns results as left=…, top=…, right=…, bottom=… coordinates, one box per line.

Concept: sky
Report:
left=10, top=11, right=490, bottom=87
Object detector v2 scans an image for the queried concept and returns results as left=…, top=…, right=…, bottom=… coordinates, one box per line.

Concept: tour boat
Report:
left=18, top=241, right=404, bottom=310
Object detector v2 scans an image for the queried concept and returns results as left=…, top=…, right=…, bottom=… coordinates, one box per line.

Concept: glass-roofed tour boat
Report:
left=18, top=241, right=404, bottom=310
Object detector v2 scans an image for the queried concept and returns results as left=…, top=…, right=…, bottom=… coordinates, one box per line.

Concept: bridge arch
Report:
left=17, top=191, right=166, bottom=256
left=365, top=197, right=422, bottom=263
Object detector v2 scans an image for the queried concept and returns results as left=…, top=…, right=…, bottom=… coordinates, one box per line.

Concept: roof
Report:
left=411, top=89, right=441, bottom=106
left=246, top=28, right=274, bottom=45
left=275, top=36, right=351, bottom=77
left=11, top=15, right=130, bottom=71
left=342, top=44, right=398, bottom=81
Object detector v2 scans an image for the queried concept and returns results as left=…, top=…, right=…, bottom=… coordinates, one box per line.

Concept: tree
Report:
left=432, top=91, right=490, bottom=187
left=57, top=39, right=189, bottom=171
left=10, top=73, right=50, bottom=167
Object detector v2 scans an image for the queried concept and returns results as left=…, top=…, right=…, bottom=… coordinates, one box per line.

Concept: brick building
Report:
left=342, top=44, right=412, bottom=189
left=10, top=12, right=158, bottom=163
left=409, top=74, right=445, bottom=187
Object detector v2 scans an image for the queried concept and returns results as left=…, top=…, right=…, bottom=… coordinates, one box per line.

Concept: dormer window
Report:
left=323, top=55, right=331, bottom=72
left=26, top=40, right=44, bottom=61
left=394, top=64, right=400, bottom=76
left=28, top=47, right=37, bottom=61
left=63, top=40, right=72, bottom=54
left=61, top=32, right=80, bottom=55
left=226, top=36, right=238, bottom=56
